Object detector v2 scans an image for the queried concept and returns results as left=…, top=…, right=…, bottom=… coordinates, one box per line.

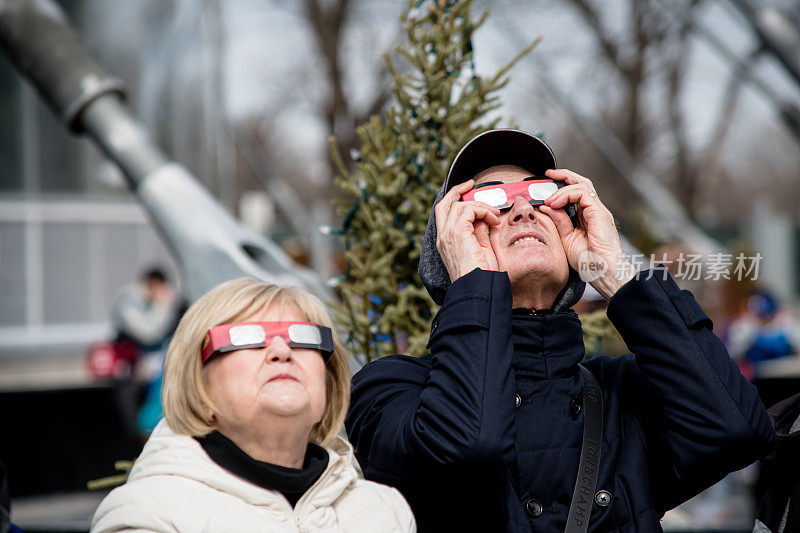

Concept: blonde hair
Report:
left=162, top=277, right=350, bottom=446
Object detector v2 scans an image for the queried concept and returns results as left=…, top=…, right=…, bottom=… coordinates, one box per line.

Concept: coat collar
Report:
left=510, top=309, right=585, bottom=380
left=130, top=420, right=358, bottom=515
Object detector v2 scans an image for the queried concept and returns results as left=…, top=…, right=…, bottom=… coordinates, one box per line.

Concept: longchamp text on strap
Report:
left=564, top=365, right=604, bottom=533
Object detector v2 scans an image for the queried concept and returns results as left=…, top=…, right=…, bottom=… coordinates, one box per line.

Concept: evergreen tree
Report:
left=331, top=0, right=539, bottom=363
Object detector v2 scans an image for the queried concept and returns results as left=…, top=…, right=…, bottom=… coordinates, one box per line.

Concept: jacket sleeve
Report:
left=606, top=268, right=777, bottom=511
left=345, top=268, right=517, bottom=473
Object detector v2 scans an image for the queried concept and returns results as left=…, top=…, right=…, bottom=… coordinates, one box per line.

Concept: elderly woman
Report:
left=92, top=277, right=415, bottom=532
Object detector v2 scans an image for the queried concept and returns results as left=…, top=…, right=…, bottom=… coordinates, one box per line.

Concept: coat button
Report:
left=515, top=394, right=522, bottom=408
left=595, top=490, right=612, bottom=507
left=570, top=397, right=582, bottom=417
left=525, top=498, right=543, bottom=517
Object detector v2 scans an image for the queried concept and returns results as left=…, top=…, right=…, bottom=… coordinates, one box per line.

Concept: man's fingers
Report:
left=539, top=205, right=573, bottom=239
left=461, top=201, right=501, bottom=226
left=434, top=181, right=502, bottom=279
left=545, top=168, right=593, bottom=188
left=447, top=180, right=475, bottom=203
left=474, top=220, right=491, bottom=245
left=436, top=180, right=473, bottom=212
left=545, top=168, right=585, bottom=180
left=546, top=169, right=602, bottom=201
left=443, top=193, right=463, bottom=231
left=436, top=180, right=475, bottom=229
left=445, top=200, right=500, bottom=226
left=546, top=185, right=599, bottom=210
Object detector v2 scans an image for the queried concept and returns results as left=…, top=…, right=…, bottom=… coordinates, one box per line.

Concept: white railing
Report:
left=0, top=197, right=174, bottom=353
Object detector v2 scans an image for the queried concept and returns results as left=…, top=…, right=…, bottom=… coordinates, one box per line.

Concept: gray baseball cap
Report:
left=445, top=129, right=557, bottom=192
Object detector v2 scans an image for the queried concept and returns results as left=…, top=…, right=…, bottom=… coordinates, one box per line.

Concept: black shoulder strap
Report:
left=565, top=365, right=604, bottom=533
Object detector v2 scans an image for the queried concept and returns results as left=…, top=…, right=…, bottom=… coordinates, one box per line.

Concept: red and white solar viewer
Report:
left=201, top=321, right=334, bottom=363
left=461, top=177, right=562, bottom=211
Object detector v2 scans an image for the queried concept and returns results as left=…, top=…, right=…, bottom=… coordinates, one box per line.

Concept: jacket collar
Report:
left=510, top=309, right=585, bottom=380
left=130, top=420, right=357, bottom=513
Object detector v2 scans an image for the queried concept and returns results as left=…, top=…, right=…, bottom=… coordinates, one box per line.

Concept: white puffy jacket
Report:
left=91, top=420, right=415, bottom=532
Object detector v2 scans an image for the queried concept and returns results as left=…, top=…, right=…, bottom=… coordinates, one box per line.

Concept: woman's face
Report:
left=203, top=304, right=327, bottom=436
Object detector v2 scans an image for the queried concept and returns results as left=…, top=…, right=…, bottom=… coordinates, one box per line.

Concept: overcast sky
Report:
left=216, top=0, right=798, bottom=172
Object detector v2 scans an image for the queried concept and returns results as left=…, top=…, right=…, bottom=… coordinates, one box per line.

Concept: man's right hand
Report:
left=435, top=180, right=501, bottom=282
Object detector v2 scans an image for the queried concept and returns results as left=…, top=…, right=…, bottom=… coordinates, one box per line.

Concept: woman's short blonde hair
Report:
left=162, top=277, right=350, bottom=446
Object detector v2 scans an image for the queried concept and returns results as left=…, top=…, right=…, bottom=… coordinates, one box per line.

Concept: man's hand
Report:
left=539, top=169, right=635, bottom=300
left=435, top=180, right=501, bottom=282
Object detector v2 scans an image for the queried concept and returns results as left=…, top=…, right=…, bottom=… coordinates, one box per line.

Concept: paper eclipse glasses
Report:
left=461, top=178, right=562, bottom=211
left=201, top=321, right=334, bottom=363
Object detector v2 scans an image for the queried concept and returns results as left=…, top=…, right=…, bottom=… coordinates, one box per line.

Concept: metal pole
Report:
left=0, top=0, right=330, bottom=302
left=80, top=95, right=169, bottom=188
left=0, top=0, right=125, bottom=132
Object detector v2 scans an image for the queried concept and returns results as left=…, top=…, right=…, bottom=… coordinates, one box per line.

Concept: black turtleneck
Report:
left=510, top=309, right=586, bottom=380
left=195, top=431, right=329, bottom=508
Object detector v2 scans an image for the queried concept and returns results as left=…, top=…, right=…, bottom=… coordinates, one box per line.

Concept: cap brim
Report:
left=445, top=129, right=557, bottom=191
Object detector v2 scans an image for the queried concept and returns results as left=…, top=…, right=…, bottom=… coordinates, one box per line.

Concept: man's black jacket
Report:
left=754, top=392, right=800, bottom=533
left=345, top=268, right=776, bottom=532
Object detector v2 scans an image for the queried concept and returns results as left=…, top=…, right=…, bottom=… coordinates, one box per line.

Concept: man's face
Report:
left=472, top=165, right=570, bottom=298
left=144, top=279, right=161, bottom=300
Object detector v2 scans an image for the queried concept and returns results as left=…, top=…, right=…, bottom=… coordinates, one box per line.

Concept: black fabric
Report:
left=196, top=431, right=329, bottom=508
left=1, top=462, right=10, bottom=533
left=346, top=268, right=776, bottom=533
left=754, top=393, right=800, bottom=533
left=564, top=366, right=603, bottom=533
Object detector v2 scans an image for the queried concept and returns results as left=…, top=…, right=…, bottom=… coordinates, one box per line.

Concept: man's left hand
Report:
left=539, top=169, right=635, bottom=300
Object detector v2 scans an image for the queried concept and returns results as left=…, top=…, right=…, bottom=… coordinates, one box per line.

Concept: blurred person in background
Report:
left=88, top=267, right=183, bottom=383
left=91, top=277, right=415, bottom=533
left=111, top=267, right=182, bottom=362
left=346, top=129, right=776, bottom=532
left=728, top=290, right=800, bottom=380
left=105, top=267, right=185, bottom=439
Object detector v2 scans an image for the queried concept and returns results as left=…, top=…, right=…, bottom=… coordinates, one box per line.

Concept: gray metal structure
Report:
left=0, top=0, right=329, bottom=303
left=729, top=0, right=800, bottom=88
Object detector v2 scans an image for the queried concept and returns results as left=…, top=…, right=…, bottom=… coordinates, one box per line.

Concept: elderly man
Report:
left=345, top=129, right=776, bottom=532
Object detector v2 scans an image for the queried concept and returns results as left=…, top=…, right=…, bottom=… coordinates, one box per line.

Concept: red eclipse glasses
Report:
left=201, top=321, right=334, bottom=364
left=461, top=177, right=562, bottom=211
